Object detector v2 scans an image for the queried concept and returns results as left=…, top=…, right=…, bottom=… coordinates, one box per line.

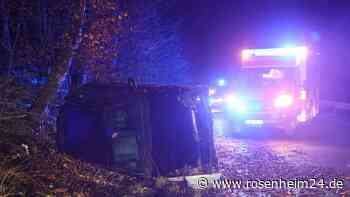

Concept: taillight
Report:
left=274, top=94, right=293, bottom=108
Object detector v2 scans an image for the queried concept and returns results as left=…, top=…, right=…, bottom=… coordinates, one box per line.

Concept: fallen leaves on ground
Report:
left=0, top=131, right=194, bottom=197
left=1, top=130, right=349, bottom=196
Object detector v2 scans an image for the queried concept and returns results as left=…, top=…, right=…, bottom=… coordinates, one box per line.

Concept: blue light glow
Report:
left=245, top=119, right=264, bottom=125
left=235, top=104, right=247, bottom=113
left=209, top=97, right=224, bottom=106
left=209, top=98, right=214, bottom=105
left=225, top=95, right=247, bottom=114
left=255, top=103, right=262, bottom=111
left=242, top=46, right=307, bottom=57
left=283, top=44, right=295, bottom=49
left=217, top=79, right=226, bottom=86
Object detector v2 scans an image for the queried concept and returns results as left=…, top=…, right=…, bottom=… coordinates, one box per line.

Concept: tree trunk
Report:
left=1, top=0, right=14, bottom=74
left=32, top=0, right=87, bottom=138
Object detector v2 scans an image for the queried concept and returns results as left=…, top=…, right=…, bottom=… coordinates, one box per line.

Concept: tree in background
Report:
left=39, top=0, right=128, bottom=137
left=0, top=0, right=192, bottom=138
left=0, top=0, right=87, bottom=137
left=117, top=0, right=191, bottom=85
left=77, top=0, right=128, bottom=84
left=0, top=0, right=128, bottom=138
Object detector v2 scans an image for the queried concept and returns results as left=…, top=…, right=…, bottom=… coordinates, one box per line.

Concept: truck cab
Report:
left=224, top=47, right=320, bottom=132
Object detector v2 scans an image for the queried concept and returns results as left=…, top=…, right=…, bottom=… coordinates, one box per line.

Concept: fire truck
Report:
left=219, top=47, right=320, bottom=132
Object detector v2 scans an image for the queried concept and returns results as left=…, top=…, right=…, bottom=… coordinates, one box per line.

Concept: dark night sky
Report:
left=173, top=0, right=350, bottom=83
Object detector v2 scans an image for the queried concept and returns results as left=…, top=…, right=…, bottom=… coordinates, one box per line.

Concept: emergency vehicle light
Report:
left=225, top=94, right=247, bottom=113
left=209, top=97, right=223, bottom=104
left=217, top=79, right=226, bottom=86
left=241, top=47, right=307, bottom=59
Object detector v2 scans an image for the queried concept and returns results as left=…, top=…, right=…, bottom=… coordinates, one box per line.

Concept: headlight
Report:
left=209, top=97, right=223, bottom=106
left=274, top=94, right=293, bottom=108
left=225, top=94, right=247, bottom=113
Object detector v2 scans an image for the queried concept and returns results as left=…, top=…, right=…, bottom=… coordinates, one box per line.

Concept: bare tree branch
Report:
left=0, top=114, right=27, bottom=120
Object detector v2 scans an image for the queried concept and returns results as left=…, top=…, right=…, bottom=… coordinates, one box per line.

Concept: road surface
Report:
left=212, top=112, right=350, bottom=196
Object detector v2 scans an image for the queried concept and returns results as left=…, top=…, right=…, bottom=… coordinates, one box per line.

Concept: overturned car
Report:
left=56, top=82, right=217, bottom=177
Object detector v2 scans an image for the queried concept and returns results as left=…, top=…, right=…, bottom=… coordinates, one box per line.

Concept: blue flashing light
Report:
left=217, top=79, right=226, bottom=87
left=235, top=104, right=248, bottom=114
left=283, top=44, right=295, bottom=49
left=209, top=98, right=214, bottom=105
left=225, top=95, right=247, bottom=114
left=252, top=102, right=262, bottom=111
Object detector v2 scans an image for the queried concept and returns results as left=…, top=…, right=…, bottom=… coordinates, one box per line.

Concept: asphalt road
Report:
left=214, top=112, right=350, bottom=170
left=212, top=112, right=350, bottom=196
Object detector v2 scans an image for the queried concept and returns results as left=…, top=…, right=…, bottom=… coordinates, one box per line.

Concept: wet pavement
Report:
left=212, top=112, right=350, bottom=196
